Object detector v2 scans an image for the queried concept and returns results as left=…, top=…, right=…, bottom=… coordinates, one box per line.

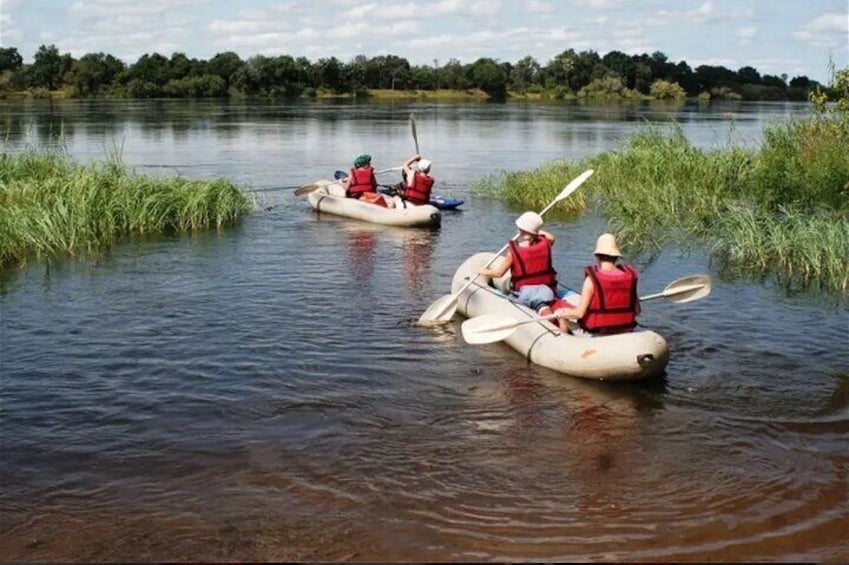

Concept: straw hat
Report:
left=515, top=211, right=543, bottom=235
left=594, top=233, right=621, bottom=257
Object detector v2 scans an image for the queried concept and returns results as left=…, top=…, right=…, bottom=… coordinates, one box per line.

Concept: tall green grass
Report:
left=0, top=151, right=254, bottom=267
left=472, top=116, right=849, bottom=296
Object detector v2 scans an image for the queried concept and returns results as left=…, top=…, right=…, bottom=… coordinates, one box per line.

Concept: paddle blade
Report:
left=662, top=274, right=711, bottom=303
left=293, top=183, right=320, bottom=196
left=411, top=113, right=419, bottom=154
left=417, top=293, right=459, bottom=326
left=461, top=314, right=518, bottom=345
left=539, top=169, right=594, bottom=216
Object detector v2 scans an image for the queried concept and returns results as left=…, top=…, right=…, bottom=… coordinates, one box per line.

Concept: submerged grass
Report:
left=0, top=151, right=254, bottom=267
left=473, top=115, right=849, bottom=296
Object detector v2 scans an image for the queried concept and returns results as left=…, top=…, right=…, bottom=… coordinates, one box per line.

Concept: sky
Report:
left=0, top=0, right=846, bottom=84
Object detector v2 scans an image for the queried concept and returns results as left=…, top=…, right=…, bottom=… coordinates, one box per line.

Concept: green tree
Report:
left=0, top=47, right=23, bottom=72
left=509, top=55, right=540, bottom=92
left=126, top=53, right=171, bottom=89
left=467, top=57, right=507, bottom=98
left=69, top=52, right=126, bottom=96
left=649, top=79, right=686, bottom=100
left=207, top=51, right=244, bottom=90
left=314, top=56, right=346, bottom=92
left=29, top=44, right=66, bottom=90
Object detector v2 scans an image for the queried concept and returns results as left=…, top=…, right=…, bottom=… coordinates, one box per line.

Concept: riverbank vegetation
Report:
left=0, top=44, right=837, bottom=103
left=472, top=69, right=849, bottom=296
left=0, top=151, right=253, bottom=267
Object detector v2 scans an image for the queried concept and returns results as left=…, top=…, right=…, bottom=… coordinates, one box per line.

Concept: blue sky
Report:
left=1, top=0, right=846, bottom=83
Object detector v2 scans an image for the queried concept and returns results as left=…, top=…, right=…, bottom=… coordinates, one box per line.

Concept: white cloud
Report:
left=577, top=0, right=625, bottom=8
left=650, top=1, right=727, bottom=26
left=343, top=3, right=378, bottom=19
left=793, top=12, right=849, bottom=49
left=736, top=26, right=757, bottom=38
left=526, top=0, right=555, bottom=14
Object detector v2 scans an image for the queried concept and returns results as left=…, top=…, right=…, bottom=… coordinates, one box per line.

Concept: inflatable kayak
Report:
left=333, top=171, right=463, bottom=210
left=424, top=194, right=464, bottom=210
left=451, top=252, right=669, bottom=381
left=307, top=180, right=441, bottom=228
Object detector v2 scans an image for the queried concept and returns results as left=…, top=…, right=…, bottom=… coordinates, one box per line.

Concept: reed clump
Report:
left=0, top=151, right=254, bottom=267
left=473, top=116, right=849, bottom=296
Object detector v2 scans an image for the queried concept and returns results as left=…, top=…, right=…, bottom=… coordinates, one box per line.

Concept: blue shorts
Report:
left=513, top=284, right=555, bottom=311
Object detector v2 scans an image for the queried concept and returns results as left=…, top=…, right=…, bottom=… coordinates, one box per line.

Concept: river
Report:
left=0, top=98, right=847, bottom=562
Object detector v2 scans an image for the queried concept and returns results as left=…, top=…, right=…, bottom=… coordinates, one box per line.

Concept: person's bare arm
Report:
left=403, top=154, right=420, bottom=186
left=559, top=277, right=593, bottom=321
left=479, top=252, right=512, bottom=278
left=537, top=229, right=555, bottom=244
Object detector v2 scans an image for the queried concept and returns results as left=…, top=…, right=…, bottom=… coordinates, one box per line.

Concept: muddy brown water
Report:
left=1, top=99, right=847, bottom=561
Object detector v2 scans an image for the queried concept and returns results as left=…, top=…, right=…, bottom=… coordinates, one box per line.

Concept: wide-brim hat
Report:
left=594, top=233, right=621, bottom=257
left=515, top=211, right=543, bottom=235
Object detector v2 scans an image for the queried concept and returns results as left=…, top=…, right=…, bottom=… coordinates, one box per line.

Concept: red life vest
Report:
left=346, top=166, right=376, bottom=198
left=509, top=237, right=557, bottom=290
left=403, top=172, right=434, bottom=205
left=579, top=264, right=639, bottom=334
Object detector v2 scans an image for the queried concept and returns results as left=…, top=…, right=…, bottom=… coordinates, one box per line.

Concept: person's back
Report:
left=345, top=154, right=377, bottom=198
left=403, top=158, right=434, bottom=205
left=479, top=211, right=558, bottom=316
left=578, top=262, right=639, bottom=335
left=557, top=233, right=640, bottom=336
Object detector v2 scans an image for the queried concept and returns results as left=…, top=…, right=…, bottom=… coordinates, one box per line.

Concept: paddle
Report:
left=460, top=274, right=712, bottom=344
left=411, top=113, right=419, bottom=154
left=417, top=169, right=595, bottom=327
left=294, top=167, right=404, bottom=196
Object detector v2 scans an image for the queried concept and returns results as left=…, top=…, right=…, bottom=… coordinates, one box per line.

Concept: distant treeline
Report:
left=0, top=43, right=836, bottom=101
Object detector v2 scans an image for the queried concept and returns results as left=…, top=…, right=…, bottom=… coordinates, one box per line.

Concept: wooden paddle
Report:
left=460, top=274, right=712, bottom=344
left=411, top=113, right=419, bottom=154
left=294, top=167, right=404, bottom=196
left=417, top=169, right=595, bottom=327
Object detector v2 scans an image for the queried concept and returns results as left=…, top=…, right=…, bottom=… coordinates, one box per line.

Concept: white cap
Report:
left=515, top=211, right=543, bottom=235
left=417, top=158, right=432, bottom=172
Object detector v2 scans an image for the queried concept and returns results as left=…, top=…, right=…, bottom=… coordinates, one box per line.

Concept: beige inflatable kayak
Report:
left=307, top=180, right=441, bottom=228
left=452, top=252, right=669, bottom=381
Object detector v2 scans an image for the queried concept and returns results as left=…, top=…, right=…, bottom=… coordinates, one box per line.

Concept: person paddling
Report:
left=478, top=211, right=559, bottom=320
left=392, top=154, right=434, bottom=207
left=555, top=233, right=641, bottom=336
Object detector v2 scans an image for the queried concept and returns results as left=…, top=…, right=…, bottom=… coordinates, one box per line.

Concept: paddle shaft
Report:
left=411, top=113, right=419, bottom=154
left=482, top=281, right=710, bottom=332
left=451, top=183, right=592, bottom=302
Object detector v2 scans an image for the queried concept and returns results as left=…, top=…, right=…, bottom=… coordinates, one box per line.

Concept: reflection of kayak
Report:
left=307, top=180, right=441, bottom=228
left=452, top=252, right=669, bottom=381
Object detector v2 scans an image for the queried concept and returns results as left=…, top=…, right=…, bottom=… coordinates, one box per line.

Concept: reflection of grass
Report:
left=0, top=151, right=254, bottom=267
left=473, top=118, right=849, bottom=296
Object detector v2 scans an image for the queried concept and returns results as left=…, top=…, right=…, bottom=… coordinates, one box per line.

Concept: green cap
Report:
left=353, top=154, right=371, bottom=168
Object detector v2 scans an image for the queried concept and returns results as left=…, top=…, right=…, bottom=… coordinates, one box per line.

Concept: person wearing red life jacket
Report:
left=478, top=211, right=559, bottom=319
left=342, top=153, right=377, bottom=197
left=392, top=154, right=434, bottom=207
left=556, top=233, right=641, bottom=336
left=341, top=153, right=394, bottom=208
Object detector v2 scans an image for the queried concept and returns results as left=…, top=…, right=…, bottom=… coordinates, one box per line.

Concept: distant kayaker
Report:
left=391, top=154, right=434, bottom=207
left=478, top=211, right=559, bottom=321
left=342, top=153, right=394, bottom=208
left=555, top=233, right=641, bottom=336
